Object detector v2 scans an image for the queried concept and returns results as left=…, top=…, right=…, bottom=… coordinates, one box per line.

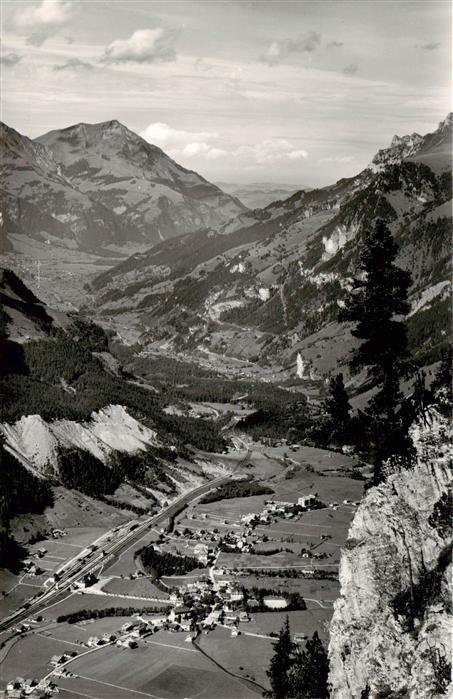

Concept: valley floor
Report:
left=0, top=438, right=365, bottom=698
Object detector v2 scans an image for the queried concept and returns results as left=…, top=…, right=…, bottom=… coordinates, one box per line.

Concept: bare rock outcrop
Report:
left=329, top=412, right=452, bottom=698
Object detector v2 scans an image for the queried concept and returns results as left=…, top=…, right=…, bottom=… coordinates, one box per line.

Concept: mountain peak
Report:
left=11, top=119, right=247, bottom=251
left=40, top=119, right=136, bottom=146
left=389, top=132, right=423, bottom=149
left=369, top=114, right=452, bottom=173
left=438, top=112, right=453, bottom=132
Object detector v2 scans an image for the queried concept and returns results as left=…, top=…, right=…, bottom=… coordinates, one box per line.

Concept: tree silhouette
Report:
left=266, top=615, right=295, bottom=698
left=322, top=373, right=352, bottom=445
left=289, top=631, right=329, bottom=698
left=340, top=218, right=414, bottom=482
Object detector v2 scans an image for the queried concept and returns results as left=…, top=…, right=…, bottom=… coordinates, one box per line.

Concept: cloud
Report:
left=1, top=52, right=22, bottom=67
left=140, top=123, right=307, bottom=166
left=197, top=140, right=308, bottom=164
left=140, top=122, right=218, bottom=147
left=260, top=31, right=321, bottom=66
left=239, top=139, right=308, bottom=164
left=141, top=123, right=222, bottom=161
left=326, top=41, right=344, bottom=49
left=318, top=155, right=356, bottom=164
left=14, top=0, right=76, bottom=45
left=343, top=63, right=358, bottom=75
left=101, top=28, right=176, bottom=64
left=53, top=58, right=94, bottom=71
left=194, top=58, right=215, bottom=73
left=205, top=147, right=229, bottom=160
left=26, top=31, right=52, bottom=46
left=418, top=41, right=440, bottom=51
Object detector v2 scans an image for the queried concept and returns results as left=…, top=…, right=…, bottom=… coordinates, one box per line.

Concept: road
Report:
left=0, top=473, right=235, bottom=636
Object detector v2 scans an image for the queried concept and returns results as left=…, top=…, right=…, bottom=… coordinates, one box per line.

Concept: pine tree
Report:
left=340, top=218, right=413, bottom=482
left=322, top=373, right=352, bottom=445
left=266, top=615, right=295, bottom=698
left=289, top=631, right=329, bottom=698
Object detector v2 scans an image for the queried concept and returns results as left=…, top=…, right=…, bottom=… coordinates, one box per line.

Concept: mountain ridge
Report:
left=1, top=119, right=247, bottom=255
left=87, top=114, right=451, bottom=387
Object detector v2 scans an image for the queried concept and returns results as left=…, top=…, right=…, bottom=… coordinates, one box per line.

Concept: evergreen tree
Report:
left=407, top=370, right=431, bottom=426
left=266, top=616, right=295, bottom=698
left=322, top=373, right=352, bottom=445
left=339, top=218, right=413, bottom=482
left=289, top=631, right=329, bottom=698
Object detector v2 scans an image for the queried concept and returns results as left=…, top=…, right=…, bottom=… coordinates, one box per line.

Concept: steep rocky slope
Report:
left=0, top=406, right=158, bottom=477
left=36, top=120, right=246, bottom=246
left=328, top=411, right=452, bottom=698
left=1, top=120, right=246, bottom=255
left=371, top=113, right=452, bottom=173
left=0, top=267, right=228, bottom=493
left=90, top=114, right=451, bottom=383
left=1, top=122, right=129, bottom=253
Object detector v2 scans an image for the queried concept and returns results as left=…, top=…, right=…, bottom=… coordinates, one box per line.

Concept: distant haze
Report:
left=216, top=182, right=308, bottom=209
left=1, top=0, right=451, bottom=186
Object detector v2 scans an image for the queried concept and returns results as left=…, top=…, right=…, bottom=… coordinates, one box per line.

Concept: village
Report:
left=1, top=440, right=365, bottom=698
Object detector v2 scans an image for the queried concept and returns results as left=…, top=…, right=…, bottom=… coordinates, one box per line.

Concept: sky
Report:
left=1, top=0, right=451, bottom=186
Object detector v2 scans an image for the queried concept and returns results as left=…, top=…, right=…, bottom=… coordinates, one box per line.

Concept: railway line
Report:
left=0, top=473, right=235, bottom=635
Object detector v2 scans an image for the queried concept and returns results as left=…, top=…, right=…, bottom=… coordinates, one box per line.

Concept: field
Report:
left=0, top=632, right=67, bottom=686
left=177, top=437, right=364, bottom=649
left=244, top=608, right=333, bottom=641
left=40, top=590, right=167, bottom=621
left=106, top=528, right=160, bottom=577
left=0, top=432, right=366, bottom=697
left=103, top=576, right=170, bottom=600
left=0, top=578, right=42, bottom=619
left=197, top=626, right=273, bottom=688
left=241, top=574, right=340, bottom=602
left=56, top=630, right=259, bottom=699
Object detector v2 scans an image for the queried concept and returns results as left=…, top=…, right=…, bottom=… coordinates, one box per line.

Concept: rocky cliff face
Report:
left=328, top=412, right=452, bottom=698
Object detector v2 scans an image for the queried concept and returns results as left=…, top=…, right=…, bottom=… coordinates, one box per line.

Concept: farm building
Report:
left=298, top=494, right=317, bottom=507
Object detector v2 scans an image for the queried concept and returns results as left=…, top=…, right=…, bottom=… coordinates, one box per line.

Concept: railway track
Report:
left=0, top=474, right=233, bottom=635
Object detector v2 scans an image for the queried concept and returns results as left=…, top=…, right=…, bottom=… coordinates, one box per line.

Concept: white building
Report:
left=263, top=597, right=288, bottom=610
left=194, top=543, right=209, bottom=557
left=229, top=590, right=243, bottom=602
left=298, top=494, right=316, bottom=507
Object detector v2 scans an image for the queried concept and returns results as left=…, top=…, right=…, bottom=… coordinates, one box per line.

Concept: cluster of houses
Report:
left=50, top=529, right=67, bottom=539
left=50, top=651, right=78, bottom=667
left=238, top=494, right=321, bottom=530
left=4, top=480, right=338, bottom=698
left=175, top=523, right=226, bottom=547
left=4, top=677, right=57, bottom=698
left=21, top=533, right=67, bottom=578
left=158, top=490, right=331, bottom=574
left=22, top=546, right=50, bottom=577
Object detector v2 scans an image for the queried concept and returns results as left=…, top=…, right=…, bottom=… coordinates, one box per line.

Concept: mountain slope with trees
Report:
left=89, top=114, right=452, bottom=389
left=1, top=119, right=246, bottom=255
